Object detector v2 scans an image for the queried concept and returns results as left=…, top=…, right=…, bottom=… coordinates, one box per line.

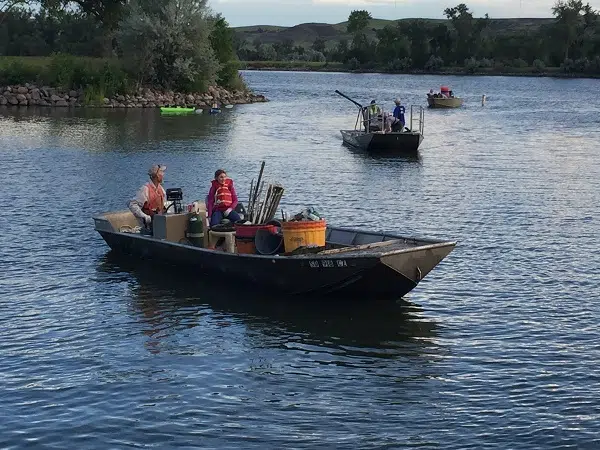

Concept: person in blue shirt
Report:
left=392, top=98, right=405, bottom=132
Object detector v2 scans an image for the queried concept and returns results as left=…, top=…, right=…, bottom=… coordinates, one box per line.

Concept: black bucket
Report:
left=255, top=228, right=284, bottom=255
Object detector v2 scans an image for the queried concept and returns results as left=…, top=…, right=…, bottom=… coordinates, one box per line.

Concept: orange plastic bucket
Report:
left=236, top=237, right=256, bottom=254
left=281, top=219, right=326, bottom=253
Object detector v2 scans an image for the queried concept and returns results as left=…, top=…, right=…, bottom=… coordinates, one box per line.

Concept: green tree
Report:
left=347, top=10, right=372, bottom=63
left=209, top=15, right=239, bottom=87
left=551, top=0, right=598, bottom=61
left=40, top=0, right=125, bottom=53
left=346, top=9, right=371, bottom=34
left=552, top=0, right=584, bottom=59
left=117, top=0, right=218, bottom=91
left=407, top=20, right=430, bottom=68
left=312, top=37, right=326, bottom=53
left=0, top=0, right=29, bottom=25
left=444, top=3, right=488, bottom=61
left=375, top=24, right=410, bottom=65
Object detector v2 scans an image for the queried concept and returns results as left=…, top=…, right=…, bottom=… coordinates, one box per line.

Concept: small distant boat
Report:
left=427, top=97, right=464, bottom=108
left=160, top=107, right=196, bottom=114
left=427, top=86, right=464, bottom=108
left=335, top=90, right=425, bottom=153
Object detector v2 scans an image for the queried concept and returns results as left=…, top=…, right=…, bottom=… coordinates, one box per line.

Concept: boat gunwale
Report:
left=94, top=215, right=456, bottom=260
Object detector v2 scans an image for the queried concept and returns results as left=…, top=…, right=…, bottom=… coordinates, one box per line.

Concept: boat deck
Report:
left=300, top=239, right=427, bottom=258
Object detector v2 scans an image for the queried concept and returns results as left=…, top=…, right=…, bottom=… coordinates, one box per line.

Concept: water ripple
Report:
left=1, top=72, right=600, bottom=448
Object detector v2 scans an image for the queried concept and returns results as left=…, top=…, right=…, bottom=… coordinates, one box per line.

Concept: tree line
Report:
left=0, top=0, right=241, bottom=92
left=238, top=1, right=600, bottom=75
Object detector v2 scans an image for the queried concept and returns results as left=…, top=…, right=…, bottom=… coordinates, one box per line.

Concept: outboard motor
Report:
left=166, top=188, right=184, bottom=214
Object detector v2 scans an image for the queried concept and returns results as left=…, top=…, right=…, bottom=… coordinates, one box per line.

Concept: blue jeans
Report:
left=210, top=209, right=241, bottom=227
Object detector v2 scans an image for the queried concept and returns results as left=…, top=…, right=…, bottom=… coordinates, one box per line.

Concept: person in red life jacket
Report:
left=128, top=164, right=167, bottom=228
left=207, top=168, right=241, bottom=227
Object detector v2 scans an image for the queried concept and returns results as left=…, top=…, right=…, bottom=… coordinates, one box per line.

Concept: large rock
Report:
left=55, top=99, right=69, bottom=107
left=16, top=93, right=26, bottom=102
left=0, top=96, right=6, bottom=105
left=50, top=94, right=61, bottom=102
left=31, top=89, right=41, bottom=100
left=17, top=86, right=28, bottom=95
left=69, top=90, right=78, bottom=98
left=7, top=95, right=18, bottom=105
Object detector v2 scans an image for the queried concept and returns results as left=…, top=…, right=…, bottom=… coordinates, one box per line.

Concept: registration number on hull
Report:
left=309, top=260, right=347, bottom=268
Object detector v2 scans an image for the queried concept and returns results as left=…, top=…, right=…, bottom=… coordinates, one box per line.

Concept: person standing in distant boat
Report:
left=128, top=164, right=167, bottom=228
left=392, top=98, right=406, bottom=132
left=207, top=169, right=241, bottom=227
left=367, top=100, right=382, bottom=131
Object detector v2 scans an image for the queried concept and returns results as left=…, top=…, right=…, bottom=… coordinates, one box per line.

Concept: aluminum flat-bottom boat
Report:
left=94, top=210, right=456, bottom=300
left=340, top=129, right=424, bottom=153
left=427, top=97, right=464, bottom=108
left=336, top=90, right=425, bottom=154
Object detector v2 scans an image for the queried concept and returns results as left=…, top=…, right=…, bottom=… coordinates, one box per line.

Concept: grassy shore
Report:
left=0, top=55, right=129, bottom=104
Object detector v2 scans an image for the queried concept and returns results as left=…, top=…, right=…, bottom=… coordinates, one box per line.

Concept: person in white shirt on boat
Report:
left=128, top=164, right=167, bottom=228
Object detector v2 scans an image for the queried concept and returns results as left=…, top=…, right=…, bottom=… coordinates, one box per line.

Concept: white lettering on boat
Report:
left=308, top=259, right=347, bottom=268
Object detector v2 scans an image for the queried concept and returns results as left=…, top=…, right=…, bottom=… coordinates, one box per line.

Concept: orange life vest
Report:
left=213, top=179, right=233, bottom=210
left=142, top=182, right=165, bottom=216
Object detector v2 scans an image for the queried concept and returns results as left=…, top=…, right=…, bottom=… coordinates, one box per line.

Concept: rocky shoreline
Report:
left=0, top=84, right=267, bottom=108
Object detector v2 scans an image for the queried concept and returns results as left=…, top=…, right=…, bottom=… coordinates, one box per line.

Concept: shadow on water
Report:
left=95, top=252, right=440, bottom=354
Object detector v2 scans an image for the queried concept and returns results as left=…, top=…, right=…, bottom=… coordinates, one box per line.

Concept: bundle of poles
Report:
left=246, top=161, right=285, bottom=224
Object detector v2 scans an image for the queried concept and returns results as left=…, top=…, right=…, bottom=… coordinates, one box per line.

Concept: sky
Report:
left=211, top=0, right=600, bottom=27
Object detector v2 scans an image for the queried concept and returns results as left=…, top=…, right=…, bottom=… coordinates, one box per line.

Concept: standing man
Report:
left=128, top=164, right=167, bottom=228
left=392, top=98, right=405, bottom=132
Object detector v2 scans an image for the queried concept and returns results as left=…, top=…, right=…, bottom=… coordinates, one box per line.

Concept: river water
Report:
left=1, top=71, right=599, bottom=448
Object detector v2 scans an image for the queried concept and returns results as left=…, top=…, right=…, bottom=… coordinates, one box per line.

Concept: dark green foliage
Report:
left=209, top=16, right=240, bottom=88
left=0, top=54, right=130, bottom=101
left=347, top=10, right=372, bottom=34
left=116, top=0, right=219, bottom=92
left=234, top=2, right=600, bottom=75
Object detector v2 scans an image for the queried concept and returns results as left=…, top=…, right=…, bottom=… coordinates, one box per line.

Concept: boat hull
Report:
left=427, top=97, right=464, bottom=108
left=95, top=214, right=455, bottom=300
left=340, top=130, right=424, bottom=153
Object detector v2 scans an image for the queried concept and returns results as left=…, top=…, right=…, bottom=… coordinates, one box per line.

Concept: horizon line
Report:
left=232, top=16, right=555, bottom=28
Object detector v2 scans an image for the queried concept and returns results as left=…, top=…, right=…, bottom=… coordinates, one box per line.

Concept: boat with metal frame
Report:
left=336, top=90, right=425, bottom=153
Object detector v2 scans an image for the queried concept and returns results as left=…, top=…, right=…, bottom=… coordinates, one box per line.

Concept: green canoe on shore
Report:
left=160, top=107, right=196, bottom=114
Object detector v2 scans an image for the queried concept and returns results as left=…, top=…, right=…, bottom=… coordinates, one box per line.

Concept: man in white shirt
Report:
left=128, top=164, right=167, bottom=228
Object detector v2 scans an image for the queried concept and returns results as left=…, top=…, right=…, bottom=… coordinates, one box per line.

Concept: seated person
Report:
left=207, top=169, right=242, bottom=227
left=128, top=164, right=167, bottom=228
left=391, top=98, right=405, bottom=132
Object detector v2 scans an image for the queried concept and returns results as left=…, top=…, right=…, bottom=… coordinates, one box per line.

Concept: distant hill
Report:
left=234, top=17, right=555, bottom=49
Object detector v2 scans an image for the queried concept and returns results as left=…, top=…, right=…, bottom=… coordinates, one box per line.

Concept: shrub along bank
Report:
left=0, top=55, right=264, bottom=108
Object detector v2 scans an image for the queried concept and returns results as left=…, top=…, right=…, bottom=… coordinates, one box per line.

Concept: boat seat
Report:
left=208, top=230, right=236, bottom=253
left=105, top=211, right=139, bottom=232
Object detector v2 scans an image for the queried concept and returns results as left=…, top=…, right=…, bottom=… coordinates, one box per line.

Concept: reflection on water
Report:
left=0, top=105, right=239, bottom=151
left=2, top=72, right=600, bottom=448
left=96, top=252, right=440, bottom=359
